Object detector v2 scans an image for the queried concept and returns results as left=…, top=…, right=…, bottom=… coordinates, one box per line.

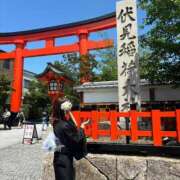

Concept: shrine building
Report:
left=36, top=63, right=72, bottom=103
left=74, top=80, right=180, bottom=111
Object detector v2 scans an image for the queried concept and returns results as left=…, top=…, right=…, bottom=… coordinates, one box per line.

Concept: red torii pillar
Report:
left=11, top=40, right=25, bottom=112
left=78, top=30, right=89, bottom=83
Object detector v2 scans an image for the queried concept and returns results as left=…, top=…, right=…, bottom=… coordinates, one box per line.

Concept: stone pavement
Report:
left=0, top=124, right=43, bottom=149
left=0, top=124, right=49, bottom=180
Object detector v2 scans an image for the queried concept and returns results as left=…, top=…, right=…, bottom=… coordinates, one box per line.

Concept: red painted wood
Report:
left=45, top=38, right=55, bottom=48
left=84, top=127, right=91, bottom=136
left=78, top=30, right=88, bottom=55
left=0, top=16, right=116, bottom=44
left=87, top=39, right=113, bottom=50
left=99, top=111, right=110, bottom=121
left=72, top=110, right=179, bottom=146
left=152, top=110, right=162, bottom=146
left=72, top=111, right=81, bottom=127
left=23, top=43, right=79, bottom=57
left=176, top=110, right=180, bottom=143
left=110, top=111, right=118, bottom=141
left=10, top=42, right=25, bottom=112
left=137, top=131, right=152, bottom=137
left=116, top=112, right=129, bottom=117
left=117, top=130, right=131, bottom=136
left=161, top=131, right=177, bottom=137
left=0, top=51, right=15, bottom=60
left=91, top=111, right=99, bottom=140
left=0, top=15, right=116, bottom=111
left=136, top=112, right=151, bottom=117
left=99, top=129, right=110, bottom=136
left=160, top=111, right=175, bottom=117
left=130, top=110, right=138, bottom=142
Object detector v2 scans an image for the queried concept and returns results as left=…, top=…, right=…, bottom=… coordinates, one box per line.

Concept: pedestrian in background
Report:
left=2, top=108, right=11, bottom=130
left=17, top=108, right=26, bottom=128
left=42, top=111, right=49, bottom=131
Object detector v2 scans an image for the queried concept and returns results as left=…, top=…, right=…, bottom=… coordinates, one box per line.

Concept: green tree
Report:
left=93, top=47, right=117, bottom=81
left=53, top=53, right=99, bottom=105
left=0, top=75, right=12, bottom=112
left=23, top=81, right=51, bottom=120
left=54, top=53, right=99, bottom=84
left=139, top=0, right=180, bottom=84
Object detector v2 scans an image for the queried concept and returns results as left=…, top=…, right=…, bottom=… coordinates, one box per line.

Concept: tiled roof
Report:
left=35, top=62, right=72, bottom=80
left=74, top=79, right=169, bottom=91
left=74, top=81, right=119, bottom=90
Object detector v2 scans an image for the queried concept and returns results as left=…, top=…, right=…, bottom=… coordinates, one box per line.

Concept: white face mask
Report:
left=61, top=101, right=72, bottom=111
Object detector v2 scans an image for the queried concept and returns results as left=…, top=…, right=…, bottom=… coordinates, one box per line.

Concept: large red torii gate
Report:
left=0, top=12, right=116, bottom=113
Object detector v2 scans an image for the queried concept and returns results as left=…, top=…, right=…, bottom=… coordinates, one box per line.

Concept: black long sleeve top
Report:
left=53, top=119, right=81, bottom=154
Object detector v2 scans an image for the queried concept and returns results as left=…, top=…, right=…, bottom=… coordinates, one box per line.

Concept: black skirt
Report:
left=53, top=152, right=75, bottom=180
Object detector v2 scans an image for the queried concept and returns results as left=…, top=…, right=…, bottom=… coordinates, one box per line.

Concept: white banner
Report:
left=24, top=124, right=34, bottom=139
left=116, top=0, right=140, bottom=112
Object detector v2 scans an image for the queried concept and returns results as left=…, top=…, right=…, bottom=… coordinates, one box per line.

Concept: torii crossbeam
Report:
left=0, top=12, right=116, bottom=113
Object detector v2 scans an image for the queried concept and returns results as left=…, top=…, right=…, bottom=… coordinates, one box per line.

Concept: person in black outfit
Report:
left=51, top=98, right=87, bottom=180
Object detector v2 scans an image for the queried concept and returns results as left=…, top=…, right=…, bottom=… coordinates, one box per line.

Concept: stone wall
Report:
left=42, top=153, right=180, bottom=180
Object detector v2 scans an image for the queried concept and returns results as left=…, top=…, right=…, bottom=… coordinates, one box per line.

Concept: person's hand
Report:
left=80, top=119, right=90, bottom=129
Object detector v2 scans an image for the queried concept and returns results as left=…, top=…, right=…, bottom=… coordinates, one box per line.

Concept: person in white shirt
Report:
left=2, top=108, right=11, bottom=130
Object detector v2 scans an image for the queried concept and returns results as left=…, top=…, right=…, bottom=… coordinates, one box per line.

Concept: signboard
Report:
left=22, top=123, right=38, bottom=144
left=116, top=0, right=140, bottom=112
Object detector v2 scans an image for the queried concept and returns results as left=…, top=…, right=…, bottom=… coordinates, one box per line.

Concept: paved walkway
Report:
left=0, top=124, right=49, bottom=180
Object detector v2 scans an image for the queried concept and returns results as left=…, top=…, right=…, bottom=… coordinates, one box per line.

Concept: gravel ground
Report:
left=0, top=139, right=45, bottom=180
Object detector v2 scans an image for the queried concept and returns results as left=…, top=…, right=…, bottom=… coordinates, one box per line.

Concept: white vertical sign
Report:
left=116, top=0, right=140, bottom=112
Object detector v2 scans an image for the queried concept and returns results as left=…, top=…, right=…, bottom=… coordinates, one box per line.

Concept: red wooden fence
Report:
left=72, top=110, right=180, bottom=146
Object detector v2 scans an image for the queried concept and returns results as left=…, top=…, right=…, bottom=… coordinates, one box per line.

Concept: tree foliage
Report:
left=54, top=53, right=99, bottom=84
left=0, top=74, right=12, bottom=112
left=23, top=81, right=51, bottom=120
left=52, top=48, right=118, bottom=104
left=138, top=0, right=180, bottom=84
left=93, top=47, right=117, bottom=81
left=53, top=53, right=100, bottom=105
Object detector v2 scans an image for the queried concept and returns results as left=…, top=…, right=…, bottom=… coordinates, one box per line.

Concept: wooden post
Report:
left=152, top=110, right=162, bottom=146
left=91, top=111, right=98, bottom=140
left=45, top=38, right=55, bottom=48
left=130, top=110, right=138, bottom=142
left=110, top=111, right=118, bottom=140
left=10, top=40, right=25, bottom=113
left=176, top=109, right=180, bottom=143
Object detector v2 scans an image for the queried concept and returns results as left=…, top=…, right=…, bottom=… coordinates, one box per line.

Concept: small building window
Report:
left=3, top=60, right=10, bottom=69
left=49, top=80, right=58, bottom=91
left=24, top=79, right=30, bottom=89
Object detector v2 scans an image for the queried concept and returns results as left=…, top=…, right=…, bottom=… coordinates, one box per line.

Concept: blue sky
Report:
left=0, top=0, right=147, bottom=74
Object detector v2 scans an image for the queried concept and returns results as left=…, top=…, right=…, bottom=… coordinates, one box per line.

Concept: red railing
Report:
left=72, top=110, right=180, bottom=146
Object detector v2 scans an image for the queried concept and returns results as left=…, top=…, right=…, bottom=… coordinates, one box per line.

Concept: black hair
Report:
left=52, top=98, right=66, bottom=122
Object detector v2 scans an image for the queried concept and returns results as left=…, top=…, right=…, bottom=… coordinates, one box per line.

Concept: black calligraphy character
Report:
left=128, top=60, right=136, bottom=70
left=118, top=7, right=135, bottom=23
left=120, top=62, right=127, bottom=76
left=121, top=81, right=129, bottom=110
left=122, top=79, right=138, bottom=104
left=122, top=88, right=129, bottom=110
left=126, top=41, right=136, bottom=56
left=121, top=101, right=129, bottom=111
left=120, top=23, right=136, bottom=40
left=119, top=41, right=136, bottom=57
